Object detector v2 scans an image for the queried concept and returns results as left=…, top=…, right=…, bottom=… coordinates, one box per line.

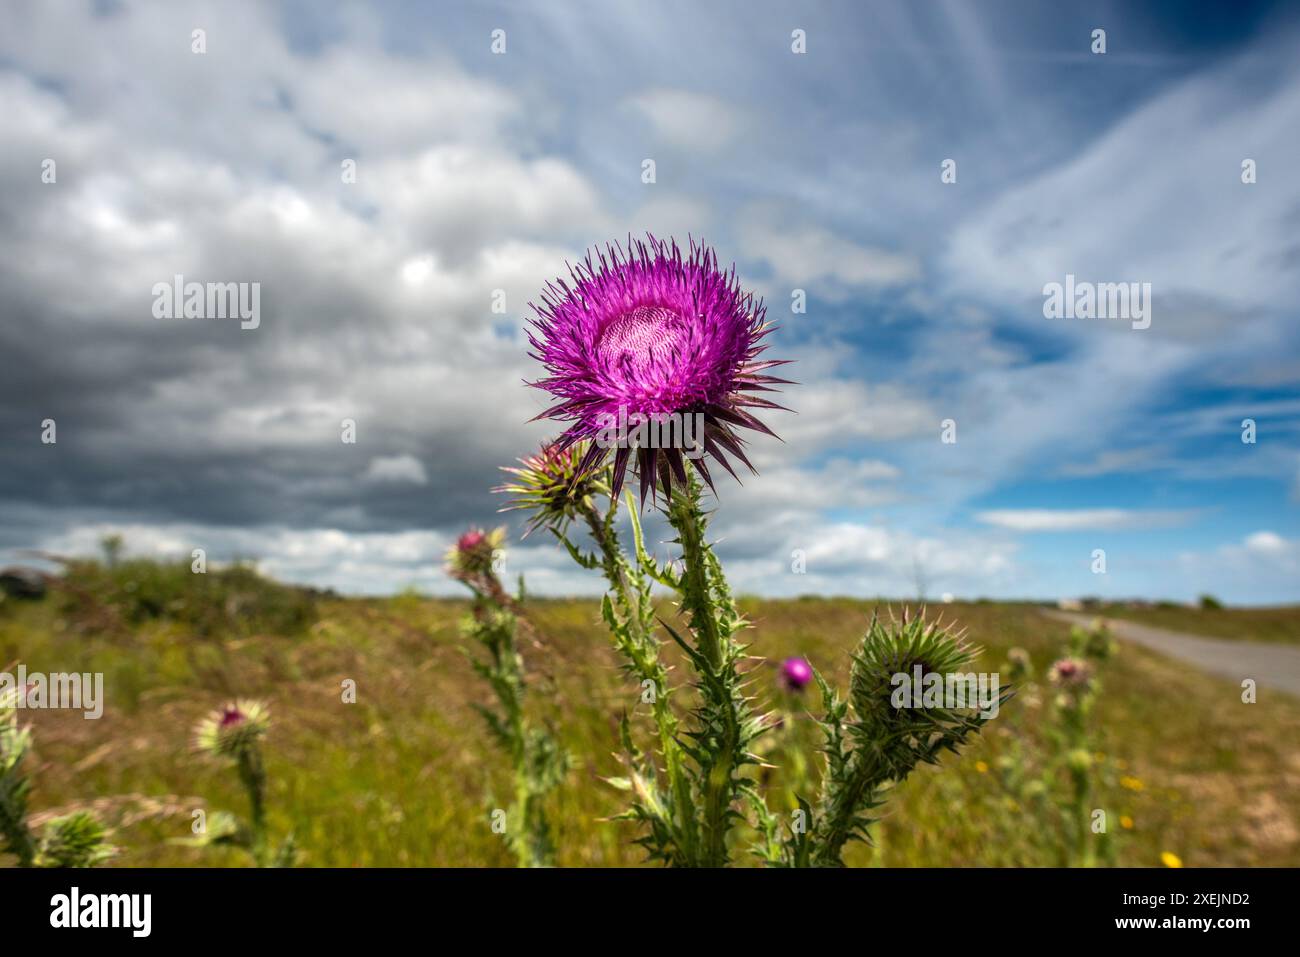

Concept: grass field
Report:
left=3, top=570, right=1298, bottom=867
left=1091, top=603, right=1300, bottom=646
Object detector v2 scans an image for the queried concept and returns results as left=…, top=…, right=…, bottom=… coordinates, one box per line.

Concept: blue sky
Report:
left=1, top=1, right=1297, bottom=602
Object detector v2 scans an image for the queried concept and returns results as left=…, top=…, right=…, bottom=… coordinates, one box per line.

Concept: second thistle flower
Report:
left=495, top=441, right=604, bottom=536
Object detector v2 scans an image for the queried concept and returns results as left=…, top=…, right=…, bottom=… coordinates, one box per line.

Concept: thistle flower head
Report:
left=495, top=440, right=604, bottom=535
left=1048, top=656, right=1092, bottom=689
left=779, top=656, right=813, bottom=692
left=194, top=698, right=270, bottom=759
left=526, top=235, right=791, bottom=503
left=446, top=526, right=505, bottom=579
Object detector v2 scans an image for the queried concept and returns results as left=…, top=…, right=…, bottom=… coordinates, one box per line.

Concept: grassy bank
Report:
left=2, top=574, right=1297, bottom=866
left=1092, top=603, right=1300, bottom=645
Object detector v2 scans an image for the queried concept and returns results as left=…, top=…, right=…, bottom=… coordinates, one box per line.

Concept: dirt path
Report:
left=1043, top=610, right=1300, bottom=698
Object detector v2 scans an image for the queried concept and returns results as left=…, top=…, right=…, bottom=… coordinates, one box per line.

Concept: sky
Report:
left=1, top=0, right=1298, bottom=603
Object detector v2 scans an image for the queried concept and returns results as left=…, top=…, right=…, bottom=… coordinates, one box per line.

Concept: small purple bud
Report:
left=780, top=656, right=813, bottom=692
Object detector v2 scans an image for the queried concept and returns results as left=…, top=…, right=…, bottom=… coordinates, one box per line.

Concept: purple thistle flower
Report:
left=526, top=235, right=792, bottom=503
left=780, top=656, right=813, bottom=692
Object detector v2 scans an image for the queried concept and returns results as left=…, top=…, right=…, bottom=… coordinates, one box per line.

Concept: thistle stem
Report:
left=237, top=745, right=267, bottom=866
left=0, top=804, right=36, bottom=867
left=580, top=499, right=697, bottom=862
left=812, top=754, right=882, bottom=867
left=665, top=481, right=723, bottom=671
left=661, top=470, right=749, bottom=867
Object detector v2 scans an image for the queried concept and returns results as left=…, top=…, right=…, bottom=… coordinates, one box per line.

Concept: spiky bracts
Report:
left=33, top=812, right=115, bottom=868
left=785, top=611, right=1007, bottom=867
left=496, top=440, right=607, bottom=537
left=526, top=235, right=790, bottom=502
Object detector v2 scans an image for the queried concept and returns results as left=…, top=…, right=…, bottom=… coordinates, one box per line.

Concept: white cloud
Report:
left=627, top=88, right=743, bottom=153
left=716, top=518, right=1020, bottom=599
left=739, top=205, right=920, bottom=299
left=292, top=49, right=519, bottom=153
left=363, top=455, right=428, bottom=486
left=975, top=509, right=1197, bottom=532
left=1170, top=532, right=1300, bottom=604
left=1244, top=530, right=1287, bottom=553
left=32, top=520, right=597, bottom=597
left=1057, top=447, right=1170, bottom=478
left=722, top=458, right=902, bottom=515
left=755, top=378, right=936, bottom=468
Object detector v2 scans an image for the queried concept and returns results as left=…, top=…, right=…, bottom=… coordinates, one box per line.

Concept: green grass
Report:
left=1091, top=603, right=1300, bottom=645
left=3, top=580, right=1298, bottom=867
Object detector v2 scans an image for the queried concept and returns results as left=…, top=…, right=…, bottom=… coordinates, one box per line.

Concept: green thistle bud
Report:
left=799, top=610, right=1008, bottom=866
left=848, top=611, right=994, bottom=776
left=34, top=811, right=115, bottom=868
